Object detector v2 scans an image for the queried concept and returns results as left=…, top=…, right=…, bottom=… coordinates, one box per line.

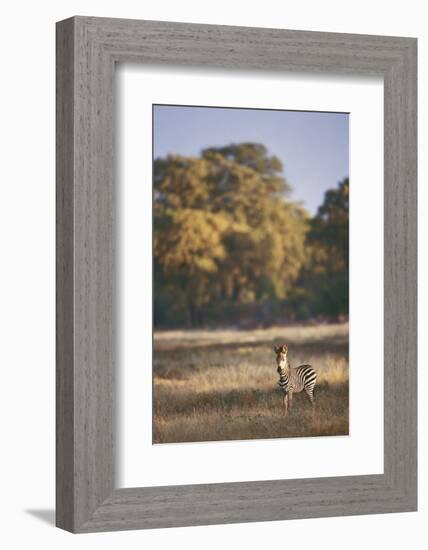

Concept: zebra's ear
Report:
left=274, top=345, right=280, bottom=354
left=282, top=344, right=288, bottom=353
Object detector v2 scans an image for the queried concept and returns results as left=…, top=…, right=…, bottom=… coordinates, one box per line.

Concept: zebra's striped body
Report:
left=274, top=344, right=317, bottom=416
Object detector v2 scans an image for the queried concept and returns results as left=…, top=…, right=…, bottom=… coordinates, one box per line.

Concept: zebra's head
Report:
left=274, top=344, right=288, bottom=372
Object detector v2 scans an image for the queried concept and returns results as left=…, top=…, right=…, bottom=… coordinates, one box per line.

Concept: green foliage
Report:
left=153, top=143, right=349, bottom=327
left=297, top=178, right=349, bottom=318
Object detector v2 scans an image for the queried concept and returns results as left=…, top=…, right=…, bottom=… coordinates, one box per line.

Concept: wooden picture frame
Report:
left=56, top=16, right=417, bottom=533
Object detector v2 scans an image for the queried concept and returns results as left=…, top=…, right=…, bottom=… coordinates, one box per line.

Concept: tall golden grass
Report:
left=153, top=323, right=349, bottom=443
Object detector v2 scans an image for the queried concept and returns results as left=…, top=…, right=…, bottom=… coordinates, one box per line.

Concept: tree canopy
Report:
left=295, top=178, right=349, bottom=318
left=153, top=142, right=349, bottom=327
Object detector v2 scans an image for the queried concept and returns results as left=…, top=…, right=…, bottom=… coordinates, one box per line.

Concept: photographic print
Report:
left=153, top=104, right=349, bottom=444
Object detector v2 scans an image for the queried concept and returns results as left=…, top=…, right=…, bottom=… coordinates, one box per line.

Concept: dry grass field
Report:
left=153, top=323, right=349, bottom=444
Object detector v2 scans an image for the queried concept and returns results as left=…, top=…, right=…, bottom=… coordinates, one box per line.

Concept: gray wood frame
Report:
left=56, top=16, right=417, bottom=533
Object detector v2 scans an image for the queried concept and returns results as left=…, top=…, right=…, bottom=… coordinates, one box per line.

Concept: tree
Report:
left=154, top=208, right=228, bottom=325
left=153, top=143, right=309, bottom=326
left=202, top=143, right=288, bottom=189
left=298, top=178, right=349, bottom=318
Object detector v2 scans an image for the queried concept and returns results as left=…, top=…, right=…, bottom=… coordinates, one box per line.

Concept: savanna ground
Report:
left=153, top=323, right=349, bottom=444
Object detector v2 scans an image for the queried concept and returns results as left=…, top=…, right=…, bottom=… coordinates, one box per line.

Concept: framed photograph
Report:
left=150, top=105, right=351, bottom=446
left=56, top=16, right=417, bottom=532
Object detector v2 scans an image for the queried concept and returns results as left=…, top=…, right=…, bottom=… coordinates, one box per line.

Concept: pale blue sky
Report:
left=153, top=105, right=349, bottom=214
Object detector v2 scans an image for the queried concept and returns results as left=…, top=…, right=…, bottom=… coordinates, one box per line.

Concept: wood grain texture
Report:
left=56, top=18, right=75, bottom=531
left=56, top=16, right=417, bottom=533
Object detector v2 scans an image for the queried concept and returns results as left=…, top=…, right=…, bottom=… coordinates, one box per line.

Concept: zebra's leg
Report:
left=282, top=393, right=289, bottom=417
left=304, top=386, right=315, bottom=406
left=288, top=390, right=293, bottom=411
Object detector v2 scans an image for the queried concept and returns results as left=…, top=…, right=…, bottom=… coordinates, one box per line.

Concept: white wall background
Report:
left=0, top=1, right=425, bottom=548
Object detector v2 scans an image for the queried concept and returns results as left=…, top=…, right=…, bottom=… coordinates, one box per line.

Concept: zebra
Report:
left=274, top=344, right=317, bottom=416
